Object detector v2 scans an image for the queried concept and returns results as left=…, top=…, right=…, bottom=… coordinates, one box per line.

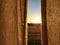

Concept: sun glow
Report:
left=27, top=14, right=42, bottom=24
left=33, top=17, right=41, bottom=24
left=27, top=13, right=42, bottom=24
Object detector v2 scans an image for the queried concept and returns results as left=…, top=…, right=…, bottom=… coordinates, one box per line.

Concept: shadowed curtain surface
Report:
left=0, top=0, right=25, bottom=45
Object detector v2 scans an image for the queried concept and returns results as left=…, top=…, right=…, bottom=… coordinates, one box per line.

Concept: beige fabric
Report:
left=0, top=0, right=25, bottom=45
left=47, top=0, right=60, bottom=45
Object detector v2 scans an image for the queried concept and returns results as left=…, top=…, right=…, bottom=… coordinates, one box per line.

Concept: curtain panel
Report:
left=47, top=0, right=60, bottom=45
left=0, top=0, right=26, bottom=45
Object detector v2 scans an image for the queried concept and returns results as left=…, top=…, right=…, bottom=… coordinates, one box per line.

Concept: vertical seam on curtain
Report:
left=20, top=0, right=23, bottom=23
left=20, top=0, right=25, bottom=45
left=20, top=0, right=24, bottom=45
left=20, top=0, right=26, bottom=45
left=15, top=0, right=19, bottom=45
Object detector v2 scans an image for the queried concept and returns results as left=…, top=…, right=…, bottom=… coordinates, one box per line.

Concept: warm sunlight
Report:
left=33, top=17, right=41, bottom=24
left=27, top=15, right=42, bottom=24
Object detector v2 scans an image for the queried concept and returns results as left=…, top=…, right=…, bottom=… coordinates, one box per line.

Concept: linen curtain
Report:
left=0, top=0, right=26, bottom=45
left=47, top=0, right=60, bottom=45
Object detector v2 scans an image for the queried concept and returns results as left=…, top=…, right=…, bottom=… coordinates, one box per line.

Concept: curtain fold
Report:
left=0, top=0, right=26, bottom=45
left=17, top=0, right=26, bottom=45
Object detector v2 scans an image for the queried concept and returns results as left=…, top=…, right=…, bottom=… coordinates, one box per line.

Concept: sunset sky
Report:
left=27, top=0, right=41, bottom=24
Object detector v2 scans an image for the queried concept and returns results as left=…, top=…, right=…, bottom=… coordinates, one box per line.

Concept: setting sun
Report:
left=27, top=16, right=42, bottom=24
left=33, top=17, right=41, bottom=24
